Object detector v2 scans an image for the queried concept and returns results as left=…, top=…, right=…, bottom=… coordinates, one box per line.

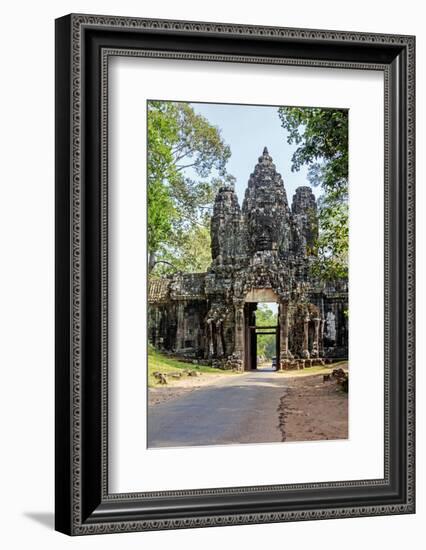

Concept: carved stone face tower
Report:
left=149, top=147, right=348, bottom=371
left=242, top=147, right=291, bottom=257
left=292, top=186, right=318, bottom=256
left=210, top=182, right=242, bottom=263
left=210, top=147, right=319, bottom=265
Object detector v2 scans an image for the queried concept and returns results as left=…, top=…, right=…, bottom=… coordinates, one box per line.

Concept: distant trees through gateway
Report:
left=256, top=303, right=278, bottom=361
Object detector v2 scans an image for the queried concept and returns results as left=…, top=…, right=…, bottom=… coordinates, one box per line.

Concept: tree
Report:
left=255, top=305, right=278, bottom=360
left=278, top=107, right=349, bottom=281
left=153, top=215, right=213, bottom=275
left=147, top=101, right=179, bottom=269
left=147, top=101, right=232, bottom=273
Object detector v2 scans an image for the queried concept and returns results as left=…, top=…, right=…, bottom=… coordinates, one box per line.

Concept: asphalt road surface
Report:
left=147, top=369, right=287, bottom=448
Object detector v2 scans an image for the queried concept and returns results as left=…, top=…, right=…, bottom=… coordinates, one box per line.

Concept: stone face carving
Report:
left=211, top=182, right=243, bottom=262
left=148, top=148, right=348, bottom=369
left=291, top=186, right=318, bottom=256
left=242, top=147, right=291, bottom=256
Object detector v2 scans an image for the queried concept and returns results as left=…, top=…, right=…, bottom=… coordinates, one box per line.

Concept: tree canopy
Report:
left=278, top=107, right=349, bottom=281
left=147, top=101, right=233, bottom=274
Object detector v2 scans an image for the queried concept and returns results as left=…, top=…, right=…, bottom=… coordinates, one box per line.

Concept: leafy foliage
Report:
left=278, top=107, right=349, bottom=281
left=255, top=305, right=278, bottom=359
left=310, top=200, right=348, bottom=281
left=147, top=101, right=232, bottom=273
left=155, top=216, right=213, bottom=275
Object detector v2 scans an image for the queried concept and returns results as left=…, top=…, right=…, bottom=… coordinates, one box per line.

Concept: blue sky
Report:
left=190, top=102, right=321, bottom=206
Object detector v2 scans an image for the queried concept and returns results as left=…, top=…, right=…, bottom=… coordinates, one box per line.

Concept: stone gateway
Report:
left=148, top=148, right=348, bottom=371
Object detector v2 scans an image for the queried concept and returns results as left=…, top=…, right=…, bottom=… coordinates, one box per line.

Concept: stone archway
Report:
left=238, top=288, right=288, bottom=371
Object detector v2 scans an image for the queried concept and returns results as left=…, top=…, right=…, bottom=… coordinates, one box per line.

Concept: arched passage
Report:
left=242, top=289, right=282, bottom=371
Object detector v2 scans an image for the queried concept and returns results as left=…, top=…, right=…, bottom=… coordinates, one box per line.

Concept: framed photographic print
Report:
left=55, top=14, right=415, bottom=535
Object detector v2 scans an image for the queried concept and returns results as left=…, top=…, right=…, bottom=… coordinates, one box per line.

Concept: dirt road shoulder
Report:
left=278, top=367, right=348, bottom=442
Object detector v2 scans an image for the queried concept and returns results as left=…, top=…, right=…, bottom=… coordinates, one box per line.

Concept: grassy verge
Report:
left=148, top=347, right=236, bottom=387
left=275, top=361, right=348, bottom=378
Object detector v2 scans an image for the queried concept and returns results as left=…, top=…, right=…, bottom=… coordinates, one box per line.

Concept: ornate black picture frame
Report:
left=55, top=13, right=415, bottom=535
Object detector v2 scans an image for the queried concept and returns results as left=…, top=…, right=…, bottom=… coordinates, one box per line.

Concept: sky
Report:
left=189, top=101, right=316, bottom=315
left=190, top=101, right=322, bottom=206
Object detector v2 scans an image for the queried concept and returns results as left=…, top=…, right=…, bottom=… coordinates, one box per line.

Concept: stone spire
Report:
left=242, top=147, right=291, bottom=256
left=291, top=186, right=318, bottom=256
left=211, top=184, right=242, bottom=262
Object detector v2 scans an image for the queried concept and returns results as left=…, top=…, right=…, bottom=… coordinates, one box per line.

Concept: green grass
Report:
left=148, top=347, right=236, bottom=387
left=276, top=360, right=348, bottom=378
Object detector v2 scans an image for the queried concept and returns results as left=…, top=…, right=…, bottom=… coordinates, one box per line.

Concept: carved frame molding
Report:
left=55, top=13, right=415, bottom=535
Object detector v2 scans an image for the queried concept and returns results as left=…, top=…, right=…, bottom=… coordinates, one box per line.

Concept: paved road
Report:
left=147, top=369, right=287, bottom=448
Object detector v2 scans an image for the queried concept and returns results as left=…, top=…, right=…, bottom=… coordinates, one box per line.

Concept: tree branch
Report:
left=176, top=162, right=197, bottom=171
